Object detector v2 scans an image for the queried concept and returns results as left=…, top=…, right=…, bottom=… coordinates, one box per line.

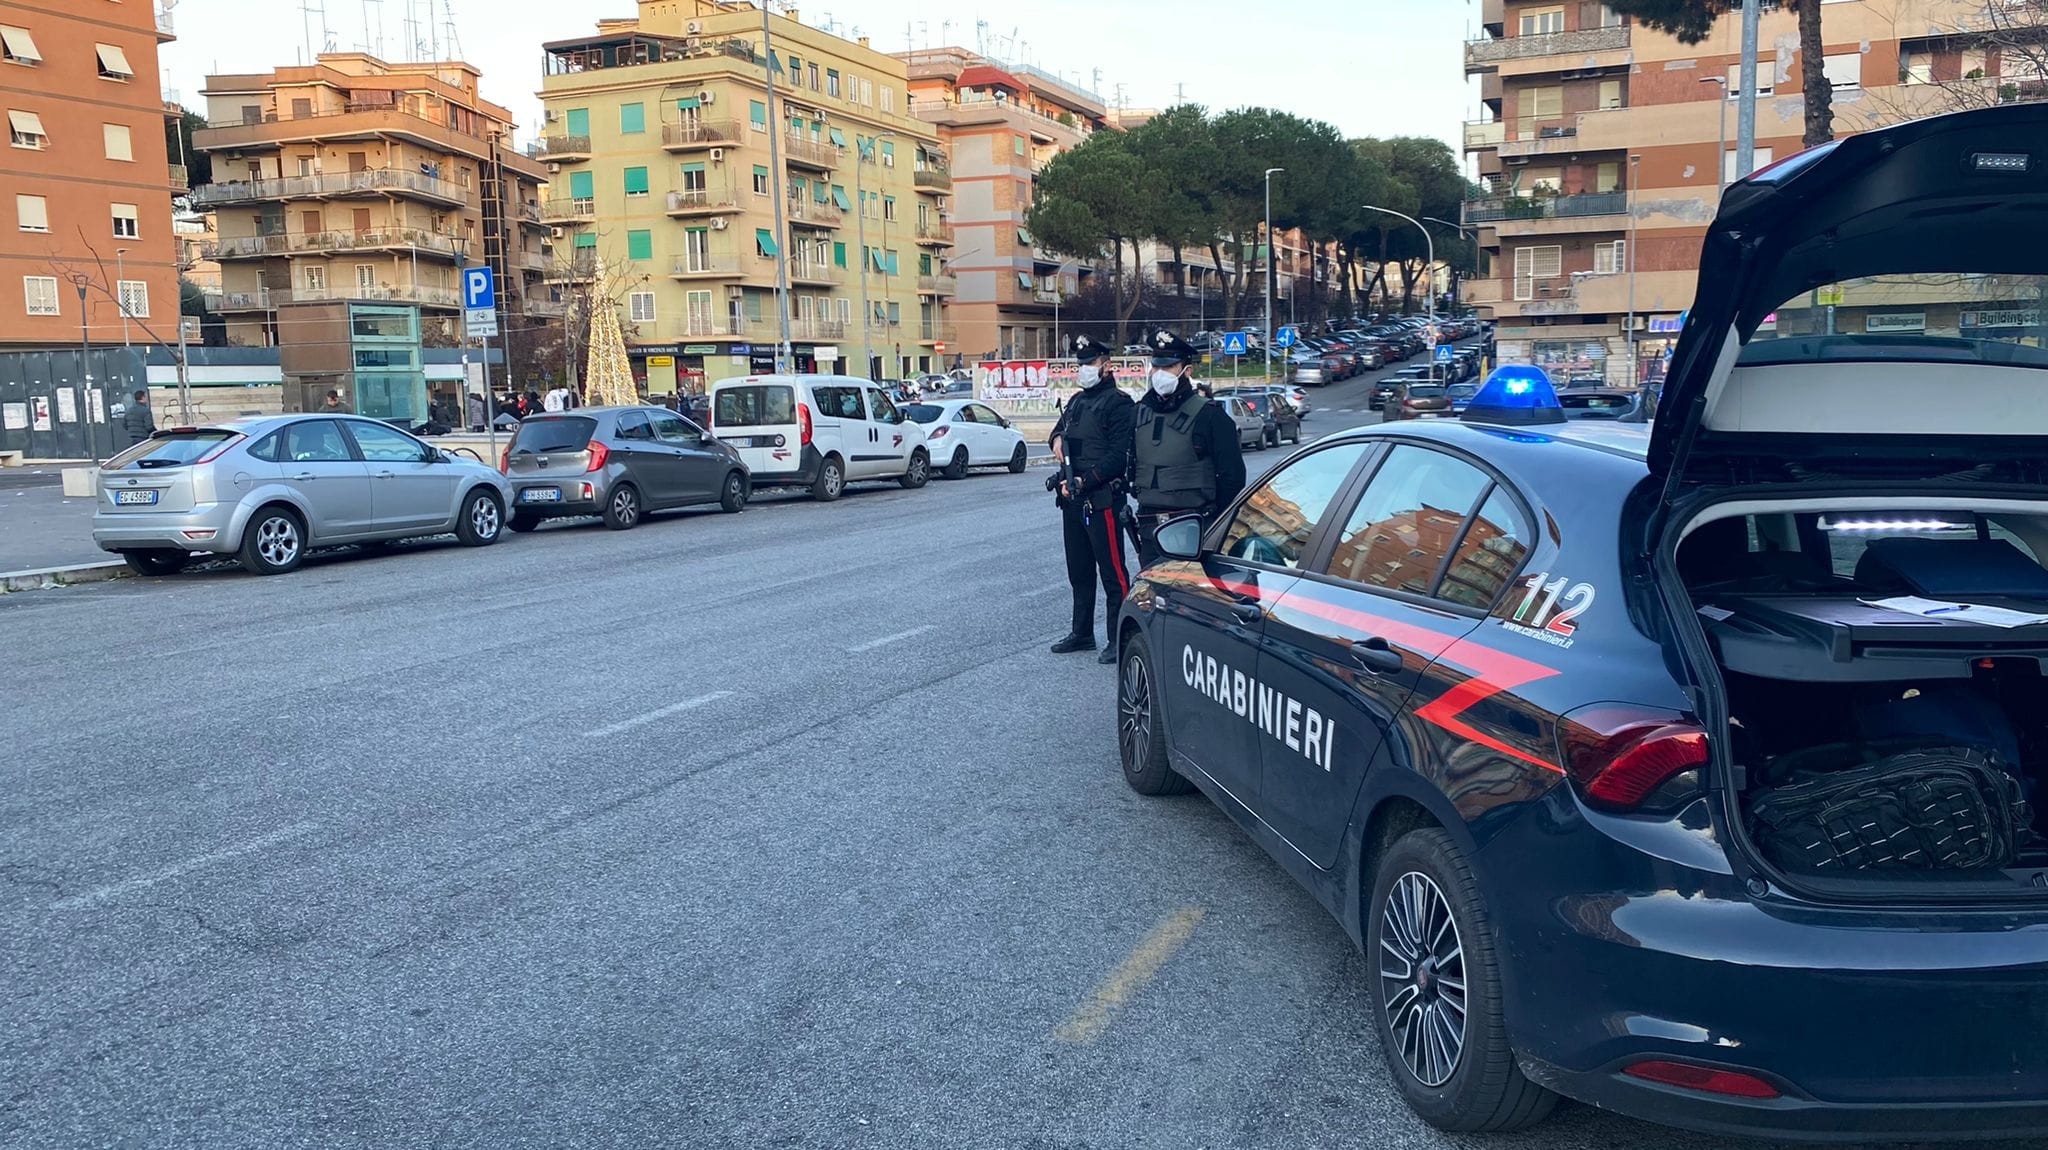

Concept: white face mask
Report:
left=1150, top=369, right=1181, bottom=396
left=1077, top=364, right=1102, bottom=387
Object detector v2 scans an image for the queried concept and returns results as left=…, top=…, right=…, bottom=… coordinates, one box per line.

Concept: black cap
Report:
left=1070, top=335, right=1115, bottom=363
left=1149, top=329, right=1198, bottom=365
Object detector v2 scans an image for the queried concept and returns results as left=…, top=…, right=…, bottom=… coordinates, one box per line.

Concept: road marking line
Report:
left=583, top=691, right=733, bottom=738
left=1054, top=905, right=1207, bottom=1044
left=847, top=624, right=934, bottom=653
left=55, top=821, right=319, bottom=910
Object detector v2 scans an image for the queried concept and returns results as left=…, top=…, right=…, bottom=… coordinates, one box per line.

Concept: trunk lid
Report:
left=709, top=380, right=803, bottom=475
left=97, top=429, right=241, bottom=513
left=504, top=414, right=600, bottom=477
left=1651, top=103, right=2048, bottom=495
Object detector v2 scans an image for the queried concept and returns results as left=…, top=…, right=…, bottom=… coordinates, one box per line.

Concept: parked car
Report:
left=93, top=414, right=510, bottom=576
left=1556, top=387, right=1644, bottom=421
left=502, top=406, right=748, bottom=531
left=1288, top=353, right=1329, bottom=387
left=709, top=374, right=932, bottom=501
left=1215, top=389, right=1303, bottom=447
left=1383, top=381, right=1453, bottom=420
left=1217, top=395, right=1268, bottom=450
left=1444, top=381, right=1480, bottom=415
left=902, top=399, right=1030, bottom=478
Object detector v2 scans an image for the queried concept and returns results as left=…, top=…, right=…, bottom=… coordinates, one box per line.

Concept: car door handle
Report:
left=1349, top=637, right=1406, bottom=674
left=1229, top=602, right=1263, bottom=625
left=291, top=472, right=316, bottom=481
left=374, top=470, right=396, bottom=479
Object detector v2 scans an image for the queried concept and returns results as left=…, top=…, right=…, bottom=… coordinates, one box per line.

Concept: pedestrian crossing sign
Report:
left=1222, top=332, right=1249, bottom=356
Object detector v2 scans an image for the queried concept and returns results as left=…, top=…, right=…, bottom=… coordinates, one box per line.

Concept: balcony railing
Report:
left=913, top=168, right=953, bottom=191
left=670, top=254, right=745, bottom=277
left=208, top=229, right=467, bottom=259
left=546, top=252, right=598, bottom=281
left=918, top=322, right=958, bottom=344
left=790, top=316, right=848, bottom=341
left=524, top=297, right=568, bottom=318
left=538, top=134, right=593, bottom=159
left=154, top=2, right=175, bottom=36
left=676, top=316, right=749, bottom=338
left=190, top=168, right=472, bottom=209
left=914, top=220, right=955, bottom=245
left=1464, top=25, right=1630, bottom=69
left=787, top=262, right=844, bottom=286
left=786, top=197, right=843, bottom=227
left=1462, top=119, right=1504, bottom=150
left=1462, top=191, right=1628, bottom=224
left=206, top=283, right=462, bottom=308
left=515, top=251, right=547, bottom=272
left=666, top=186, right=740, bottom=214
left=1033, top=287, right=1063, bottom=304
left=168, top=164, right=189, bottom=192
left=917, top=274, right=957, bottom=295
left=196, top=103, right=504, bottom=153
left=540, top=196, right=596, bottom=222
left=518, top=201, right=544, bottom=225
left=662, top=120, right=743, bottom=150
left=782, top=134, right=840, bottom=169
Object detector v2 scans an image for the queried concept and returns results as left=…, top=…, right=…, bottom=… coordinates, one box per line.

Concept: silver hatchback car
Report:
left=93, top=414, right=513, bottom=576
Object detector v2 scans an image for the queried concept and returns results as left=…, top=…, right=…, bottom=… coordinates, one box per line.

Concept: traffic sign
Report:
left=1434, top=344, right=1455, bottom=364
left=1275, top=325, right=1298, bottom=349
left=462, top=266, right=498, bottom=337
left=1221, top=331, right=1249, bottom=356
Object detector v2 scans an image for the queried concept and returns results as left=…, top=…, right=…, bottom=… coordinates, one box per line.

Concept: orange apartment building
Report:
left=1, top=1, right=180, bottom=348
left=901, top=47, right=1110, bottom=360
left=1461, top=0, right=2017, bottom=383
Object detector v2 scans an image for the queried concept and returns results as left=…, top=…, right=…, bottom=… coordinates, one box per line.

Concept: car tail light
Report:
left=499, top=447, right=510, bottom=473
left=1558, top=704, right=1710, bottom=812
left=193, top=434, right=246, bottom=465
left=928, top=425, right=950, bottom=439
left=1623, top=1060, right=1780, bottom=1099
left=798, top=402, right=814, bottom=446
left=585, top=440, right=610, bottom=472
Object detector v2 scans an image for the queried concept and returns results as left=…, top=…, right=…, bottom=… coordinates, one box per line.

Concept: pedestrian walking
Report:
left=544, top=384, right=569, bottom=412
left=1046, top=335, right=1136, bottom=664
left=465, top=390, right=485, bottom=431
left=319, top=389, right=348, bottom=415
left=122, top=389, right=154, bottom=445
left=1130, top=330, right=1246, bottom=567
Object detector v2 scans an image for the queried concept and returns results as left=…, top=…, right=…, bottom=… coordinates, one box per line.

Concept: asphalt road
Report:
left=2, top=397, right=2015, bottom=1150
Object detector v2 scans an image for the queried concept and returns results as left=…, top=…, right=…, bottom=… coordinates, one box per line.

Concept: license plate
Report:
left=520, top=487, right=562, bottom=503
left=114, top=489, right=158, bottom=505
left=1416, top=412, right=1442, bottom=419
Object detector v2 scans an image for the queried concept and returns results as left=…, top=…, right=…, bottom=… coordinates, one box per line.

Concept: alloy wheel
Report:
left=1118, top=650, right=1151, bottom=771
left=1378, top=871, right=1468, bottom=1088
left=613, top=486, right=638, bottom=525
left=256, top=516, right=300, bottom=568
left=470, top=496, right=500, bottom=539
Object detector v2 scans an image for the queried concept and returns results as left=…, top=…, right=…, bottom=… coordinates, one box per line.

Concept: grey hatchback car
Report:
left=93, top=414, right=512, bottom=576
left=502, top=406, right=749, bottom=531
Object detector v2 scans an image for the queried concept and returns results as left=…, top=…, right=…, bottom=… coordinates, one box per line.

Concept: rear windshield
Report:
left=1405, top=385, right=1446, bottom=398
left=903, top=404, right=944, bottom=424
left=105, top=429, right=237, bottom=470
left=1561, top=393, right=1631, bottom=410
left=1448, top=384, right=1479, bottom=399
left=716, top=385, right=797, bottom=427
left=1744, top=272, right=2048, bottom=369
left=1237, top=395, right=1269, bottom=413
left=510, top=416, right=596, bottom=454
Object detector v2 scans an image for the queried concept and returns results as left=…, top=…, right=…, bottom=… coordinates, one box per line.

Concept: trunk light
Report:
left=1624, top=1060, right=1780, bottom=1099
left=1558, top=705, right=1710, bottom=812
left=585, top=440, right=610, bottom=472
left=1973, top=152, right=2030, bottom=173
left=1817, top=518, right=1959, bottom=533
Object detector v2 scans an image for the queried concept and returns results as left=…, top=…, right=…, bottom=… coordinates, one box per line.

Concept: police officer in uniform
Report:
left=1048, top=335, right=1136, bottom=663
left=1130, top=330, right=1247, bottom=566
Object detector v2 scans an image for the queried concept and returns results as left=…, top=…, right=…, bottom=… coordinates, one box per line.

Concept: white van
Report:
left=708, top=375, right=931, bottom=501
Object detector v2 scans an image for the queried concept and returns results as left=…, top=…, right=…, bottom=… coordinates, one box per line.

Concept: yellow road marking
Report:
left=1053, top=906, right=1207, bottom=1044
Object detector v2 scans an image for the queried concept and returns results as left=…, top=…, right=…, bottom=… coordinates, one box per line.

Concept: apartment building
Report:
left=539, top=0, right=948, bottom=390
left=900, top=46, right=1110, bottom=360
left=190, top=53, right=551, bottom=353
left=1, top=1, right=179, bottom=348
left=1461, top=0, right=2006, bottom=383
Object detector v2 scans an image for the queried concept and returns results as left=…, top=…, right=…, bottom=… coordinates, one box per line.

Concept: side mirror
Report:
left=421, top=446, right=444, bottom=464
left=1154, top=513, right=1205, bottom=562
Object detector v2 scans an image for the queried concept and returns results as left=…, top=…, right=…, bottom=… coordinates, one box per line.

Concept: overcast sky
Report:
left=161, top=0, right=1479, bottom=154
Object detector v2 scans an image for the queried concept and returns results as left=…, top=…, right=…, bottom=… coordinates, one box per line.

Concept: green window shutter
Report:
left=620, top=103, right=646, bottom=134
left=627, top=229, right=652, bottom=261
left=810, top=119, right=824, bottom=140
left=756, top=228, right=780, bottom=257
left=830, top=186, right=850, bottom=211
left=568, top=170, right=593, bottom=199
left=623, top=166, right=650, bottom=195
left=681, top=162, right=706, bottom=175
left=871, top=249, right=886, bottom=272
left=1014, top=135, right=1026, bottom=156
left=749, top=100, right=767, bottom=126
left=833, top=242, right=847, bottom=267
left=789, top=115, right=803, bottom=134
left=885, top=250, right=899, bottom=276
left=676, top=96, right=701, bottom=111
left=573, top=232, right=596, bottom=249
left=565, top=107, right=589, bottom=136
left=881, top=140, right=896, bottom=163
left=814, top=181, right=829, bottom=203
left=888, top=302, right=901, bottom=324
left=827, top=128, right=846, bottom=147
left=752, top=164, right=769, bottom=184
left=1017, top=226, right=1034, bottom=245
left=791, top=176, right=808, bottom=199
left=920, top=254, right=933, bottom=275
left=1017, top=272, right=1033, bottom=289
left=745, top=290, right=764, bottom=321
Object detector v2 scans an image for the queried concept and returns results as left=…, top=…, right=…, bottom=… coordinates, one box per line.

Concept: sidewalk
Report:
left=0, top=482, right=111, bottom=573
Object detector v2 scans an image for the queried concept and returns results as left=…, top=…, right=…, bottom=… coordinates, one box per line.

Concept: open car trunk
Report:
left=1676, top=503, right=2048, bottom=898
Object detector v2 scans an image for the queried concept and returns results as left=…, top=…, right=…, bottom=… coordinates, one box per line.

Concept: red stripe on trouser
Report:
left=1104, top=513, right=1130, bottom=598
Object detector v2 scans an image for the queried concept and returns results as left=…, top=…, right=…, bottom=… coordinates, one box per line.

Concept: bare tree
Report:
left=47, top=231, right=198, bottom=423
left=1863, top=0, right=2048, bottom=121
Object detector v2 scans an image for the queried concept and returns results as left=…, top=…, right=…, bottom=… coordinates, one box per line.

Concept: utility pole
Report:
left=1735, top=0, right=1761, bottom=179
left=70, top=275, right=100, bottom=461
left=1264, top=167, right=1283, bottom=382
left=1702, top=76, right=1729, bottom=195
left=762, top=4, right=793, bottom=372
left=1627, top=154, right=1642, bottom=387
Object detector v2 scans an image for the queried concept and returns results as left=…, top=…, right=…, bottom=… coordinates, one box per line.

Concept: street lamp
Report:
left=856, top=128, right=895, bottom=381
left=1627, top=153, right=1642, bottom=387
left=1263, top=167, right=1283, bottom=378
left=1362, top=204, right=1436, bottom=383
left=1700, top=76, right=1729, bottom=196
left=1422, top=217, right=1472, bottom=316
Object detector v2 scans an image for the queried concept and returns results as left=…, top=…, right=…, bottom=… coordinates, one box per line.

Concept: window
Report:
left=284, top=420, right=355, bottom=463
left=788, top=54, right=802, bottom=80
left=23, top=275, right=58, bottom=316
left=685, top=227, right=709, bottom=270
left=356, top=264, right=376, bottom=291
left=1219, top=444, right=1369, bottom=569
left=1594, top=239, right=1626, bottom=275
left=629, top=290, right=656, bottom=323
left=626, top=229, right=652, bottom=261
left=1594, top=160, right=1622, bottom=193
left=565, top=107, right=590, bottom=137
left=832, top=241, right=847, bottom=268
left=859, top=77, right=873, bottom=106
left=615, top=410, right=657, bottom=442
left=1519, top=6, right=1565, bottom=35
left=680, top=161, right=706, bottom=193
left=347, top=420, right=429, bottom=462
left=623, top=165, right=650, bottom=197
left=568, top=169, right=594, bottom=201
left=15, top=193, right=46, bottom=232
left=1726, top=64, right=1773, bottom=99
left=111, top=202, right=139, bottom=239
left=812, top=385, right=865, bottom=420
left=651, top=411, right=703, bottom=444
left=572, top=232, right=596, bottom=250
left=305, top=265, right=327, bottom=292
left=882, top=85, right=895, bottom=113
left=1724, top=146, right=1774, bottom=184
left=868, top=388, right=901, bottom=424
left=881, top=139, right=896, bottom=167
left=94, top=43, right=134, bottom=80
left=1511, top=244, right=1562, bottom=300
left=1323, top=446, right=1500, bottom=600
left=9, top=109, right=48, bottom=149
left=749, top=100, right=768, bottom=129
left=1824, top=52, right=1862, bottom=90
left=883, top=194, right=897, bottom=222
left=1595, top=3, right=1625, bottom=27
left=620, top=102, right=646, bottom=134
left=808, top=63, right=821, bottom=90
left=1598, top=79, right=1622, bottom=109
left=755, top=228, right=779, bottom=258
left=0, top=24, right=42, bottom=65
left=1443, top=490, right=1532, bottom=608
left=1903, top=50, right=1932, bottom=86
left=827, top=69, right=841, bottom=97
left=752, top=164, right=770, bottom=195
left=103, top=122, right=132, bottom=162
left=1520, top=85, right=1563, bottom=134
left=887, top=301, right=901, bottom=326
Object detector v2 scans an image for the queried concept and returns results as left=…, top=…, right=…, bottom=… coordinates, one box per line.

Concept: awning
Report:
left=1017, top=227, right=1034, bottom=246
left=1017, top=272, right=1034, bottom=289
left=827, top=128, right=847, bottom=147
left=95, top=43, right=134, bottom=77
left=756, top=228, right=780, bottom=256
left=676, top=96, right=701, bottom=110
left=0, top=25, right=42, bottom=63
left=831, top=187, right=851, bottom=211
left=8, top=109, right=46, bottom=138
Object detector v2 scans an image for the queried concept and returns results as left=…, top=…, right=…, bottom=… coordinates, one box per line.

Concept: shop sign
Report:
left=1864, top=312, right=1926, bottom=333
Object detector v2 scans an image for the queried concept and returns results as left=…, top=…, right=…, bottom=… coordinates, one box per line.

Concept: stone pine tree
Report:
left=1604, top=0, right=1835, bottom=148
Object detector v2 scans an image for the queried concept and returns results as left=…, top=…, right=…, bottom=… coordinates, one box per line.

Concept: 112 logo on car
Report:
left=1502, top=571, right=1594, bottom=648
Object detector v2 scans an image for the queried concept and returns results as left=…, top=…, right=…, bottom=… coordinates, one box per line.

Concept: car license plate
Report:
left=520, top=487, right=562, bottom=503
left=1416, top=412, right=1441, bottom=419
left=114, top=489, right=158, bottom=505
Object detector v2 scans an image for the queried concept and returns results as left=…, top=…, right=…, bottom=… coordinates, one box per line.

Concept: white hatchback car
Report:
left=708, top=375, right=932, bottom=500
left=902, top=399, right=1030, bottom=479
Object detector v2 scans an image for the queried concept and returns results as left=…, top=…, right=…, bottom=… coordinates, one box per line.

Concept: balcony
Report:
left=1462, top=119, right=1504, bottom=151
left=1462, top=191, right=1628, bottom=225
left=662, top=120, right=743, bottom=151
left=787, top=262, right=843, bottom=287
left=1034, top=287, right=1063, bottom=304
left=914, top=220, right=955, bottom=246
left=514, top=250, right=548, bottom=273
left=210, top=287, right=289, bottom=311
left=538, top=134, right=592, bottom=162
left=209, top=283, right=462, bottom=309
left=190, top=168, right=472, bottom=210
left=781, top=134, right=840, bottom=170
left=523, top=297, right=568, bottom=318
left=154, top=2, right=175, bottom=38
left=195, top=104, right=509, bottom=161
left=675, top=316, right=749, bottom=339
left=540, top=196, right=596, bottom=223
left=168, top=164, right=189, bottom=193
left=790, top=316, right=848, bottom=341
left=669, top=254, right=746, bottom=279
left=917, top=274, right=957, bottom=296
left=208, top=228, right=467, bottom=261
left=914, top=168, right=953, bottom=191
left=544, top=252, right=598, bottom=282
left=785, top=197, right=844, bottom=227
left=518, top=201, right=546, bottom=227
left=665, top=186, right=741, bottom=216
left=1464, top=25, right=1631, bottom=72
left=1460, top=278, right=1503, bottom=307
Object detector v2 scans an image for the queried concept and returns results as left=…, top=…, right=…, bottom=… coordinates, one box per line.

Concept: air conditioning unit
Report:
left=726, top=285, right=745, bottom=299
left=710, top=218, right=729, bottom=230
left=698, top=91, right=715, bottom=105
left=709, top=148, right=724, bottom=162
left=550, top=227, right=565, bottom=239
left=548, top=163, right=560, bottom=174
left=685, top=19, right=703, bottom=33
left=544, top=109, right=559, bottom=123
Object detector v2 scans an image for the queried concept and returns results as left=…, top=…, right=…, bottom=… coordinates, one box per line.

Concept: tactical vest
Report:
left=1062, top=383, right=1120, bottom=475
left=1133, top=396, right=1216, bottom=510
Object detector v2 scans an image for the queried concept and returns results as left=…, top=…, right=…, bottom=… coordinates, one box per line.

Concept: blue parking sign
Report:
left=462, top=266, right=496, bottom=310
left=1221, top=331, right=1249, bottom=356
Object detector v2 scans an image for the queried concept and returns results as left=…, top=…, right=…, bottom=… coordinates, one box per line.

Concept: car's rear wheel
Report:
left=238, top=505, right=305, bottom=576
left=603, top=483, right=641, bottom=530
left=719, top=470, right=748, bottom=513
left=509, top=509, right=542, bottom=533
left=456, top=488, right=503, bottom=546
left=1368, top=828, right=1556, bottom=1133
left=1007, top=442, right=1028, bottom=474
left=121, top=549, right=189, bottom=577
left=811, top=454, right=845, bottom=502
left=1117, top=634, right=1193, bottom=796
left=899, top=448, right=930, bottom=489
left=943, top=446, right=970, bottom=480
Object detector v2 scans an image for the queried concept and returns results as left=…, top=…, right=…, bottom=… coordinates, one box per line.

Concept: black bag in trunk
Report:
left=1747, top=746, right=2029, bottom=873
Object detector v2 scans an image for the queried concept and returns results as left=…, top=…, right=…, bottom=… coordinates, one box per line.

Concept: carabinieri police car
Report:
left=1112, top=103, right=2048, bottom=1140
